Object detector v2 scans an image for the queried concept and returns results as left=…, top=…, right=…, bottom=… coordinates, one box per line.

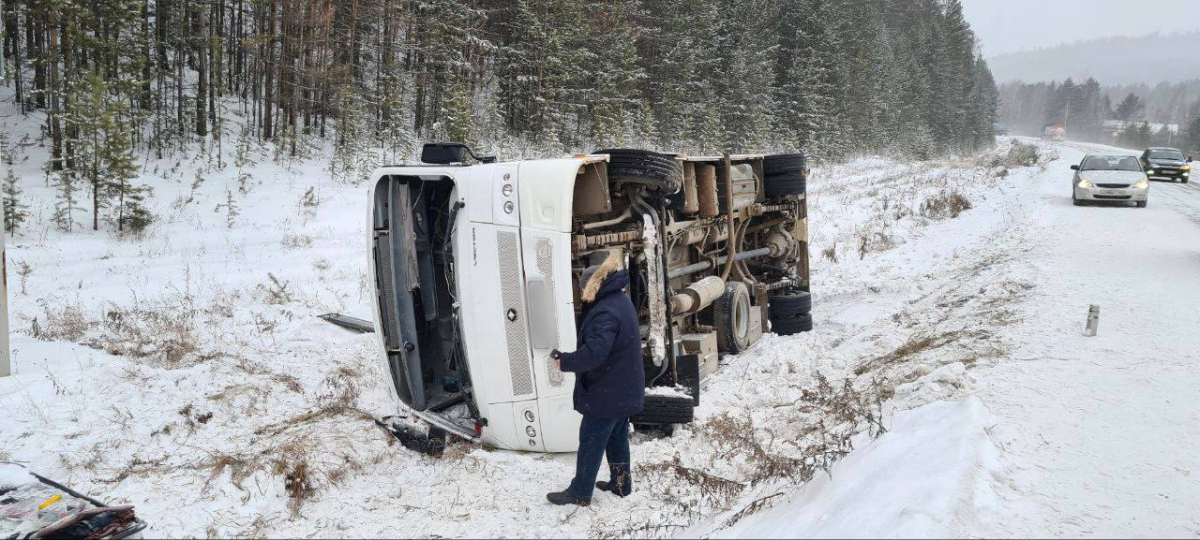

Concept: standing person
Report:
left=546, top=250, right=645, bottom=506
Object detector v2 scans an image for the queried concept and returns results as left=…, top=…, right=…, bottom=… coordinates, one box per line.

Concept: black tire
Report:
left=715, top=281, right=752, bottom=354
left=599, top=149, right=683, bottom=194
left=1073, top=198, right=1084, bottom=207
left=771, top=313, right=813, bottom=335
left=764, top=153, right=807, bottom=176
left=764, top=173, right=807, bottom=198
left=1137, top=201, right=1147, bottom=208
left=769, top=288, right=811, bottom=318
left=631, top=393, right=695, bottom=425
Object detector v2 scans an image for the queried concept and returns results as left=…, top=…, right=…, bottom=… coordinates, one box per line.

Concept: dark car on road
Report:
left=1140, top=147, right=1192, bottom=183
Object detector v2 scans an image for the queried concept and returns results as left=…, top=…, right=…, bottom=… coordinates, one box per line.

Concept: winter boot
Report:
left=546, top=491, right=590, bottom=507
left=595, top=478, right=631, bottom=497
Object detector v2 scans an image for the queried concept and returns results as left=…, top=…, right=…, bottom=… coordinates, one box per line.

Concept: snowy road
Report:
left=968, top=140, right=1200, bottom=537
left=1058, top=140, right=1200, bottom=227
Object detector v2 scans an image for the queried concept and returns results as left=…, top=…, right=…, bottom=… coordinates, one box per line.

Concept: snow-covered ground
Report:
left=2, top=101, right=1198, bottom=540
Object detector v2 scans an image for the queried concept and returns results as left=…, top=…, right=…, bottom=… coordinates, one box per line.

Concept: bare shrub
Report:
left=627, top=454, right=745, bottom=538
left=991, top=141, right=1039, bottom=168
left=317, top=366, right=362, bottom=409
left=199, top=409, right=380, bottom=515
left=16, top=261, right=32, bottom=294
left=34, top=302, right=89, bottom=341
left=632, top=375, right=894, bottom=531
left=920, top=189, right=972, bottom=219
left=639, top=453, right=744, bottom=505
left=298, top=187, right=320, bottom=217
left=280, top=458, right=316, bottom=512
left=857, top=230, right=897, bottom=260
left=798, top=373, right=893, bottom=440
left=822, top=244, right=838, bottom=264
left=96, top=305, right=201, bottom=368
left=280, top=233, right=314, bottom=250
left=700, top=412, right=811, bottom=484
left=258, top=273, right=293, bottom=304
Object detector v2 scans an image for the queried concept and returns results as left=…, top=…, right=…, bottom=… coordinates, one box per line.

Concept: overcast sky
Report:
left=961, top=0, right=1200, bottom=57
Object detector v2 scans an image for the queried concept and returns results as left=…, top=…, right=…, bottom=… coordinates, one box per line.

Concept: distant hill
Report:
left=989, top=32, right=1200, bottom=85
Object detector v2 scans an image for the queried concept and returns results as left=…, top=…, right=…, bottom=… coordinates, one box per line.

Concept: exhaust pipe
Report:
left=671, top=276, right=726, bottom=314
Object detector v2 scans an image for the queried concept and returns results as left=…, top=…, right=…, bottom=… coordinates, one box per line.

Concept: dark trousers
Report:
left=566, top=416, right=632, bottom=500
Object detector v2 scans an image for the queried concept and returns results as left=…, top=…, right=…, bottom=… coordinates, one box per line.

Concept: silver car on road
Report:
left=1071, top=155, right=1150, bottom=208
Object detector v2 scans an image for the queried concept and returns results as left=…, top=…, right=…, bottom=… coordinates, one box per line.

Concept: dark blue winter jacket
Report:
left=559, top=269, right=645, bottom=419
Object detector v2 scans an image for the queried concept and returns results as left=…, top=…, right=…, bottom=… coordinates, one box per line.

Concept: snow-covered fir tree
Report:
left=0, top=0, right=999, bottom=220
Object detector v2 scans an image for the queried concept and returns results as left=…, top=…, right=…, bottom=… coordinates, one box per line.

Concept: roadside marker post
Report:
left=1084, top=305, right=1100, bottom=337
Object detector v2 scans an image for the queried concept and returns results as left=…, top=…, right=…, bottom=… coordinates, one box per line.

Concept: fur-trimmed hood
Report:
left=581, top=251, right=627, bottom=304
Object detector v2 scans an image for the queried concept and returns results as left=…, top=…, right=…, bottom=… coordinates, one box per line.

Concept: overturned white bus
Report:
left=368, top=143, right=812, bottom=454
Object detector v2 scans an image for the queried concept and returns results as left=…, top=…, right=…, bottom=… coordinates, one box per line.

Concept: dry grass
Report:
left=33, top=302, right=89, bottom=341
left=822, top=243, right=838, bottom=264
left=995, top=141, right=1041, bottom=168
left=920, top=190, right=973, bottom=219
left=281, top=232, right=314, bottom=250
left=258, top=273, right=294, bottom=305
left=253, top=404, right=374, bottom=439
left=33, top=291, right=216, bottom=369
left=854, top=329, right=993, bottom=376
left=95, top=304, right=201, bottom=368
left=316, top=366, right=362, bottom=408
left=858, top=230, right=897, bottom=260
left=95, top=455, right=172, bottom=485
left=197, top=411, right=387, bottom=516
left=628, top=374, right=895, bottom=534
left=639, top=454, right=745, bottom=505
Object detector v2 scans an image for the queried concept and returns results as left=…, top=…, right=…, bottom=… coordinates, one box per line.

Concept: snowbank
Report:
left=714, top=398, right=1001, bottom=539
left=0, top=463, right=37, bottom=490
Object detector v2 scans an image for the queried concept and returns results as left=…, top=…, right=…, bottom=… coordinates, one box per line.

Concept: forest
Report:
left=998, top=77, right=1200, bottom=151
left=0, top=0, right=998, bottom=232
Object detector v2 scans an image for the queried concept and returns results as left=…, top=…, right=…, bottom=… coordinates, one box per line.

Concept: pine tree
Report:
left=1115, top=93, right=1145, bottom=122
left=105, top=111, right=152, bottom=233
left=774, top=0, right=845, bottom=159
left=969, top=55, right=998, bottom=149
left=714, top=0, right=779, bottom=152
left=443, top=81, right=474, bottom=145
left=830, top=0, right=889, bottom=151
left=51, top=168, right=80, bottom=232
left=495, top=0, right=591, bottom=150
left=3, top=167, right=29, bottom=233
left=584, top=0, right=643, bottom=149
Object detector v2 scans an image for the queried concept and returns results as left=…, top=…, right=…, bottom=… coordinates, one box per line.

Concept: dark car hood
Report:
left=1148, top=158, right=1186, bottom=167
